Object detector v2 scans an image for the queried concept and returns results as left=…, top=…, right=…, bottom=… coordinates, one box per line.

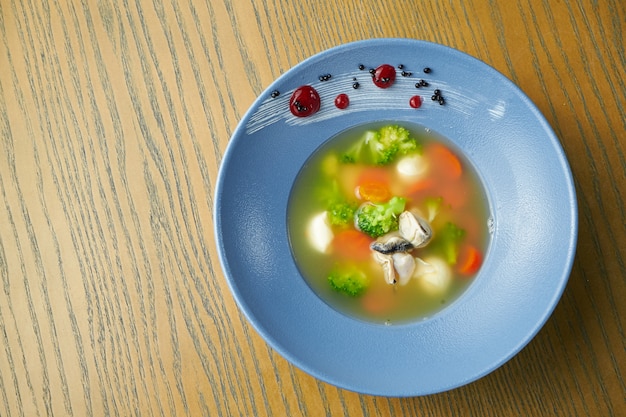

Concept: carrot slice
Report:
left=332, top=230, right=373, bottom=261
left=356, top=167, right=389, bottom=186
left=361, top=287, right=394, bottom=314
left=357, top=181, right=390, bottom=202
left=355, top=167, right=392, bottom=202
left=439, top=178, right=469, bottom=209
left=457, top=245, right=482, bottom=275
left=406, top=178, right=435, bottom=195
left=428, top=143, right=462, bottom=179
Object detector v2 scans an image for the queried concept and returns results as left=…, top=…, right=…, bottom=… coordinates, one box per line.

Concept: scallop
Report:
left=370, top=233, right=414, bottom=255
left=392, top=252, right=416, bottom=286
left=398, top=211, right=433, bottom=248
left=373, top=251, right=396, bottom=285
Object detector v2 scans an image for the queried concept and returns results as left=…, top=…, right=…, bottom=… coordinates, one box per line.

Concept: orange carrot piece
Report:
left=457, top=245, right=482, bottom=275
left=357, top=167, right=390, bottom=184
left=428, top=143, right=462, bottom=179
left=357, top=181, right=390, bottom=202
left=357, top=169, right=389, bottom=188
left=439, top=178, right=469, bottom=209
left=406, top=178, right=435, bottom=195
left=361, top=288, right=394, bottom=314
left=355, top=167, right=392, bottom=202
left=332, top=230, right=373, bottom=261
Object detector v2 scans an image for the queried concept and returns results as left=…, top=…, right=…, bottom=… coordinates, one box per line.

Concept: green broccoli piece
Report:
left=356, top=196, right=406, bottom=238
left=328, top=200, right=357, bottom=226
left=377, top=125, right=420, bottom=161
left=432, top=222, right=466, bottom=264
left=424, top=196, right=444, bottom=222
left=340, top=125, right=420, bottom=165
left=316, top=179, right=358, bottom=227
left=327, top=264, right=369, bottom=296
left=340, top=130, right=374, bottom=163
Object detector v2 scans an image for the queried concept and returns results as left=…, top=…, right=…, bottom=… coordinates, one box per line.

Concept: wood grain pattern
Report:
left=0, top=0, right=624, bottom=415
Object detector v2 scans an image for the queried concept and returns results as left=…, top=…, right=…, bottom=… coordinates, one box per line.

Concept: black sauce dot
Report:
left=415, top=82, right=421, bottom=88
left=358, top=64, right=365, bottom=70
left=369, top=68, right=376, bottom=75
left=438, top=97, right=445, bottom=105
left=423, top=67, right=431, bottom=73
left=353, top=82, right=360, bottom=89
left=270, top=90, right=280, bottom=98
left=434, top=89, right=441, bottom=95
left=420, top=79, right=429, bottom=87
left=401, top=71, right=412, bottom=77
left=353, top=77, right=357, bottom=81
left=398, top=64, right=404, bottom=69
left=431, top=95, right=437, bottom=101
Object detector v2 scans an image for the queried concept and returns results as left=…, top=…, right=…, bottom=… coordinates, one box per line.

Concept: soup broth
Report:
left=288, top=122, right=490, bottom=324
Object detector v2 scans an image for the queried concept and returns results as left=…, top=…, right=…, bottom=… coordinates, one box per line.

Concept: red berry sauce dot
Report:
left=372, top=64, right=396, bottom=89
left=335, top=93, right=349, bottom=109
left=409, top=95, right=422, bottom=109
left=289, top=85, right=321, bottom=117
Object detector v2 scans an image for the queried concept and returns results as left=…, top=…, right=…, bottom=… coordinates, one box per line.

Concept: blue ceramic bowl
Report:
left=214, top=39, right=577, bottom=396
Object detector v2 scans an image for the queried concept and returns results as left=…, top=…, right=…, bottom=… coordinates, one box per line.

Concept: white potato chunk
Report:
left=414, top=256, right=452, bottom=295
left=306, top=212, right=334, bottom=254
left=396, top=154, right=428, bottom=179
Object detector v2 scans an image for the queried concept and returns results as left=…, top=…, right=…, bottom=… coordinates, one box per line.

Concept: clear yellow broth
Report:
left=288, top=122, right=491, bottom=324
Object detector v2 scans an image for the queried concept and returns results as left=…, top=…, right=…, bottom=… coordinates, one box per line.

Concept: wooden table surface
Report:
left=1, top=0, right=624, bottom=415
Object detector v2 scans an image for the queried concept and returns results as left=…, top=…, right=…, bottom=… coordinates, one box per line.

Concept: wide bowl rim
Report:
left=214, top=38, right=578, bottom=396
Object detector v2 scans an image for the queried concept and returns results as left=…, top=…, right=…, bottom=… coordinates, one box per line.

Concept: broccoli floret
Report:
left=356, top=196, right=406, bottom=238
left=365, top=130, right=396, bottom=165
left=377, top=125, right=419, bottom=160
left=327, top=264, right=369, bottom=296
left=316, top=180, right=358, bottom=227
left=432, top=222, right=466, bottom=264
left=424, top=196, right=444, bottom=222
left=340, top=125, right=420, bottom=165
left=340, top=130, right=374, bottom=163
left=328, top=200, right=357, bottom=226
